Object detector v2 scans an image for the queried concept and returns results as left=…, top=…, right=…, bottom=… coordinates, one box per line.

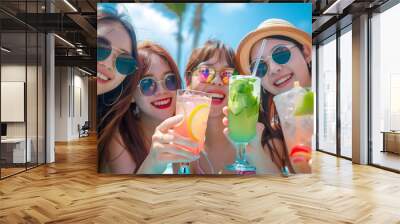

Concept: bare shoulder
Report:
left=104, top=131, right=136, bottom=174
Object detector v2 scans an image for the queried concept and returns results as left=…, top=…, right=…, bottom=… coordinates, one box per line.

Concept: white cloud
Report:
left=295, top=20, right=312, bottom=34
left=123, top=4, right=178, bottom=58
left=119, top=4, right=194, bottom=75
left=117, top=3, right=198, bottom=74
left=217, top=3, right=245, bottom=14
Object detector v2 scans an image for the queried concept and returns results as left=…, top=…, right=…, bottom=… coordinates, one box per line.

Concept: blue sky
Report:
left=119, top=3, right=311, bottom=75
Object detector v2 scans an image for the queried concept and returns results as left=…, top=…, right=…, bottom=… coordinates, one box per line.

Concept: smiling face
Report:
left=189, top=50, right=230, bottom=118
left=250, top=38, right=311, bottom=95
left=133, top=53, right=178, bottom=122
left=97, top=19, right=132, bottom=95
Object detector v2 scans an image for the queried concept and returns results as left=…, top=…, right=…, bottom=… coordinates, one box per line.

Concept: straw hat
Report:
left=236, top=19, right=311, bottom=74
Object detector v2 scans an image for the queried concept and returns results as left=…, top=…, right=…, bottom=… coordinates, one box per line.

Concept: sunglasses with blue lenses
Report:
left=97, top=37, right=137, bottom=76
left=138, top=73, right=179, bottom=96
left=250, top=45, right=296, bottom=78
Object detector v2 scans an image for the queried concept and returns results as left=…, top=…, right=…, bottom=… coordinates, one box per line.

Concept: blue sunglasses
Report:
left=138, top=73, right=179, bottom=96
left=97, top=37, right=137, bottom=76
left=250, top=45, right=296, bottom=78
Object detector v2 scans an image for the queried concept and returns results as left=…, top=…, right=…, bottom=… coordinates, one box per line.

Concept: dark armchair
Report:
left=78, top=121, right=90, bottom=138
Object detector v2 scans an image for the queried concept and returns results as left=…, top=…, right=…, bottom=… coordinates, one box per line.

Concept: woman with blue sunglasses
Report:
left=99, top=40, right=200, bottom=174
left=135, top=42, right=200, bottom=174
left=97, top=3, right=142, bottom=173
left=235, top=19, right=312, bottom=175
left=97, top=4, right=138, bottom=108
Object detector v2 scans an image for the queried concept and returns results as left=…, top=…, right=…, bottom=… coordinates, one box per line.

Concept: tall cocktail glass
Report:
left=225, top=75, right=260, bottom=173
left=273, top=82, right=313, bottom=173
left=174, top=89, right=212, bottom=174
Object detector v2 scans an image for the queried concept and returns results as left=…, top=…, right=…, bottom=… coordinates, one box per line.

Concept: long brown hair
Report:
left=98, top=41, right=182, bottom=173
left=185, top=39, right=237, bottom=86
left=138, top=41, right=182, bottom=84
left=97, top=4, right=141, bottom=173
left=256, top=35, right=311, bottom=173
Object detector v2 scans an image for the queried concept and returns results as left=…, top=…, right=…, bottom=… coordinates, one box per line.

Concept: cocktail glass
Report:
left=174, top=89, right=212, bottom=174
left=273, top=82, right=313, bottom=173
left=225, top=75, right=261, bottom=173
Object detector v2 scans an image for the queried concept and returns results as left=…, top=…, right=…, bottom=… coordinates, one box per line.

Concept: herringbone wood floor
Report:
left=0, top=135, right=400, bottom=224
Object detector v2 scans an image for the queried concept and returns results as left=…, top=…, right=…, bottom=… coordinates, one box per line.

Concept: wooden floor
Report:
left=0, top=136, right=400, bottom=223
left=373, top=150, right=400, bottom=171
left=1, top=163, right=45, bottom=178
left=1, top=167, right=26, bottom=178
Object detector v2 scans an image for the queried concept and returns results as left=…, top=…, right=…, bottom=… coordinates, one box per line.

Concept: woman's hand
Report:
left=222, top=106, right=279, bottom=174
left=137, top=115, right=200, bottom=174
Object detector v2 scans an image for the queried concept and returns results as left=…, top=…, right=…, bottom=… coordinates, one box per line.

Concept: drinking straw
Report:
left=251, top=39, right=267, bottom=77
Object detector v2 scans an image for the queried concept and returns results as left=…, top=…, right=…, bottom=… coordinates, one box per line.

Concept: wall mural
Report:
left=96, top=3, right=313, bottom=176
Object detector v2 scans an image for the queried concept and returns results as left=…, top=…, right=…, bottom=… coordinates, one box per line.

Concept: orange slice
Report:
left=187, top=103, right=210, bottom=141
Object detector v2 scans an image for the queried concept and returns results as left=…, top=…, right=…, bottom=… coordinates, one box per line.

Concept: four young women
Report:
left=97, top=5, right=312, bottom=175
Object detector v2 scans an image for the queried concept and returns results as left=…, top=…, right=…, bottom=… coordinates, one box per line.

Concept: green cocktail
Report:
left=226, top=75, right=261, bottom=172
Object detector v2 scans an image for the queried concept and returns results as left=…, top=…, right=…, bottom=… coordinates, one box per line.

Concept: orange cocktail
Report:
left=174, top=89, right=212, bottom=155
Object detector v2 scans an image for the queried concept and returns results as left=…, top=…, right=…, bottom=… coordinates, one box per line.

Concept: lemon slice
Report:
left=294, top=91, right=314, bottom=116
left=187, top=103, right=210, bottom=141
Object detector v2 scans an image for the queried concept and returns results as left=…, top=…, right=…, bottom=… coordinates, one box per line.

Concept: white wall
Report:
left=1, top=65, right=26, bottom=140
left=1, top=65, right=38, bottom=138
left=72, top=74, right=89, bottom=138
left=54, top=67, right=89, bottom=141
left=1, top=63, right=46, bottom=164
left=55, top=67, right=69, bottom=141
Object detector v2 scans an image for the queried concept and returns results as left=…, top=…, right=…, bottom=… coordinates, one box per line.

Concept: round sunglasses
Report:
left=97, top=37, right=137, bottom=76
left=250, top=45, right=297, bottom=78
left=193, top=65, right=236, bottom=85
left=138, top=73, right=179, bottom=96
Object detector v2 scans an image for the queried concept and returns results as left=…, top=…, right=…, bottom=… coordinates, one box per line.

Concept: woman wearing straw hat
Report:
left=224, top=19, right=312, bottom=175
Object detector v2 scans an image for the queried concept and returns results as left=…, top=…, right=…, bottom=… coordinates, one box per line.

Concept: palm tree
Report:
left=163, top=3, right=187, bottom=68
left=191, top=3, right=204, bottom=49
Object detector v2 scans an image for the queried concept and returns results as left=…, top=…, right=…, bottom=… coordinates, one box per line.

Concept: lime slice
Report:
left=187, top=103, right=210, bottom=141
left=294, top=91, right=314, bottom=116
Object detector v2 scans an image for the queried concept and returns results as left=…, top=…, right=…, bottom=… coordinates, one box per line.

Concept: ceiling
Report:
left=312, top=0, right=390, bottom=44
left=0, top=0, right=97, bottom=74
left=1, top=0, right=394, bottom=74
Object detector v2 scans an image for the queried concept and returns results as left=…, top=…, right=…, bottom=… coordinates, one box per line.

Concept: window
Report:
left=0, top=1, right=47, bottom=179
left=370, top=2, right=400, bottom=171
left=317, top=35, right=337, bottom=154
left=339, top=27, right=352, bottom=158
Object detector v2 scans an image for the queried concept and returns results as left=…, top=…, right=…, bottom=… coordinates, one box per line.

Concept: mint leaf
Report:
left=229, top=78, right=259, bottom=115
